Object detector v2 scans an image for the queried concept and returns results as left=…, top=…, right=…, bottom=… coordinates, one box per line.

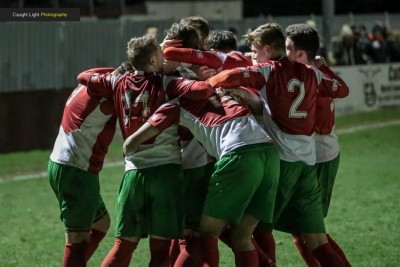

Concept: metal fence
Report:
left=1, top=13, right=400, bottom=92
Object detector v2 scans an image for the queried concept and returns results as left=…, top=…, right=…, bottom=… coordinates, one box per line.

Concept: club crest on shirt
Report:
left=196, top=50, right=204, bottom=58
left=241, top=69, right=250, bottom=78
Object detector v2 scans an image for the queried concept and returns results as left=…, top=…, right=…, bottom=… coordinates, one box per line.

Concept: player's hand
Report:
left=114, top=62, right=135, bottom=74
left=160, top=37, right=183, bottom=51
left=223, top=86, right=263, bottom=115
left=191, top=65, right=217, bottom=80
left=314, top=56, right=328, bottom=67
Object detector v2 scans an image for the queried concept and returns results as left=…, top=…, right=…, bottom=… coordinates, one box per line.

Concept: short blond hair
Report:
left=245, top=23, right=285, bottom=51
left=127, top=35, right=159, bottom=70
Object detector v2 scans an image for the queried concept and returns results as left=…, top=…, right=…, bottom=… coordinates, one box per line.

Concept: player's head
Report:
left=180, top=16, right=210, bottom=49
left=205, top=30, right=237, bottom=53
left=166, top=22, right=200, bottom=49
left=145, top=24, right=159, bottom=40
left=127, top=35, right=164, bottom=73
left=245, top=23, right=286, bottom=63
left=285, top=23, right=320, bottom=65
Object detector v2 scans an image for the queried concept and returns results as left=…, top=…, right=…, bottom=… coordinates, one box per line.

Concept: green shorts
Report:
left=316, top=154, right=340, bottom=217
left=115, top=164, right=184, bottom=239
left=259, top=160, right=326, bottom=234
left=202, top=143, right=279, bottom=224
left=183, top=163, right=215, bottom=231
left=48, top=160, right=108, bottom=232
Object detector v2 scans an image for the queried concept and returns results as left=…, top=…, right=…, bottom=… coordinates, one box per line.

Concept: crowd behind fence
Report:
left=2, top=13, right=400, bottom=93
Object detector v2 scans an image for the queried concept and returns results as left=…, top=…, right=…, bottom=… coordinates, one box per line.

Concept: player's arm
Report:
left=164, top=47, right=225, bottom=70
left=220, top=86, right=263, bottom=115
left=312, top=56, right=349, bottom=98
left=208, top=66, right=267, bottom=89
left=314, top=66, right=350, bottom=98
left=123, top=103, right=180, bottom=156
left=163, top=76, right=215, bottom=100
left=123, top=122, right=160, bottom=156
left=77, top=68, right=121, bottom=99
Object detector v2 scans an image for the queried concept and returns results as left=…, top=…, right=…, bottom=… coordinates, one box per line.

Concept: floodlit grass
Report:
left=0, top=107, right=399, bottom=266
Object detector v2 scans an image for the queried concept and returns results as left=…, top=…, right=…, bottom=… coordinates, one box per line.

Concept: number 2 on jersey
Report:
left=288, top=79, right=307, bottom=118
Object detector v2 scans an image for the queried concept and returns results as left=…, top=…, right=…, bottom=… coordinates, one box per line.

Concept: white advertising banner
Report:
left=333, top=63, right=400, bottom=115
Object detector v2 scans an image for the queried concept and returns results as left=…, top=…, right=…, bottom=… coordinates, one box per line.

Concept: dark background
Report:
left=1, top=0, right=399, bottom=17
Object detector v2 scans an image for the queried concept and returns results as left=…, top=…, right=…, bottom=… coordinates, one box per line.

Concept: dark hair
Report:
left=127, top=35, right=158, bottom=70
left=285, top=23, right=320, bottom=61
left=205, top=30, right=237, bottom=52
left=245, top=23, right=285, bottom=52
left=180, top=16, right=210, bottom=41
left=166, top=23, right=200, bottom=49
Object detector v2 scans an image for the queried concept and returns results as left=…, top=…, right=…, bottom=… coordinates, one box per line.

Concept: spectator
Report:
left=366, top=22, right=390, bottom=63
left=145, top=24, right=159, bottom=41
left=387, top=29, right=400, bottom=62
left=332, top=24, right=357, bottom=65
left=352, top=24, right=370, bottom=64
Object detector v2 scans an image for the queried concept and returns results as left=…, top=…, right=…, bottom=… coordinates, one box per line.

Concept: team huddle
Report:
left=48, top=16, right=351, bottom=267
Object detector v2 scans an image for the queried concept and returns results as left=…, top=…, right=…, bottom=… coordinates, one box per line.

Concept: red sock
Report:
left=169, top=239, right=180, bottom=267
left=293, top=234, right=320, bottom=267
left=252, top=239, right=275, bottom=267
left=253, top=227, right=276, bottom=262
left=101, top=238, right=138, bottom=267
left=149, top=238, right=171, bottom=267
left=85, top=228, right=107, bottom=262
left=174, top=235, right=201, bottom=267
left=200, top=235, right=219, bottom=267
left=327, top=235, right=351, bottom=267
left=312, top=243, right=346, bottom=267
left=63, top=241, right=87, bottom=267
left=235, top=250, right=259, bottom=267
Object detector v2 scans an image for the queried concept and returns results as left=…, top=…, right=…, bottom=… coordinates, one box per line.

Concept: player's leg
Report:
left=48, top=160, right=102, bottom=267
left=291, top=163, right=345, bottom=267
left=244, top=143, right=280, bottom=267
left=292, top=234, right=320, bottom=267
left=316, top=154, right=351, bottom=266
left=101, top=169, right=147, bottom=267
left=316, top=155, right=340, bottom=218
left=254, top=158, right=301, bottom=264
left=230, top=214, right=260, bottom=267
left=85, top=197, right=110, bottom=261
left=148, top=164, right=185, bottom=267
left=200, top=144, right=271, bottom=267
left=169, top=239, right=180, bottom=267
left=174, top=163, right=214, bottom=267
left=198, top=215, right=228, bottom=267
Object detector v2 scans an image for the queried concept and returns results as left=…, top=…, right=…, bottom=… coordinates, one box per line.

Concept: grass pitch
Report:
left=0, top=108, right=399, bottom=266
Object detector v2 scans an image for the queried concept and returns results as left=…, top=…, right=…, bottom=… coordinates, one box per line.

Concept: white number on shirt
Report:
left=66, top=85, right=85, bottom=106
left=288, top=79, right=307, bottom=118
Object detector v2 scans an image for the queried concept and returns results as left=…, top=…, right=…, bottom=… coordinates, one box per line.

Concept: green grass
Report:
left=0, top=107, right=399, bottom=266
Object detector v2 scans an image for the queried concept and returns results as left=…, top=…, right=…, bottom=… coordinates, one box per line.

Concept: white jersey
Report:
left=315, top=131, right=340, bottom=163
left=180, top=139, right=215, bottom=169
left=124, top=125, right=181, bottom=170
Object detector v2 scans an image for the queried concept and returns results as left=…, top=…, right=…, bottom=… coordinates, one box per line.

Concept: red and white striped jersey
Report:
left=163, top=47, right=253, bottom=72
left=208, top=56, right=349, bottom=165
left=77, top=70, right=214, bottom=170
left=50, top=68, right=117, bottom=174
left=148, top=91, right=271, bottom=160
